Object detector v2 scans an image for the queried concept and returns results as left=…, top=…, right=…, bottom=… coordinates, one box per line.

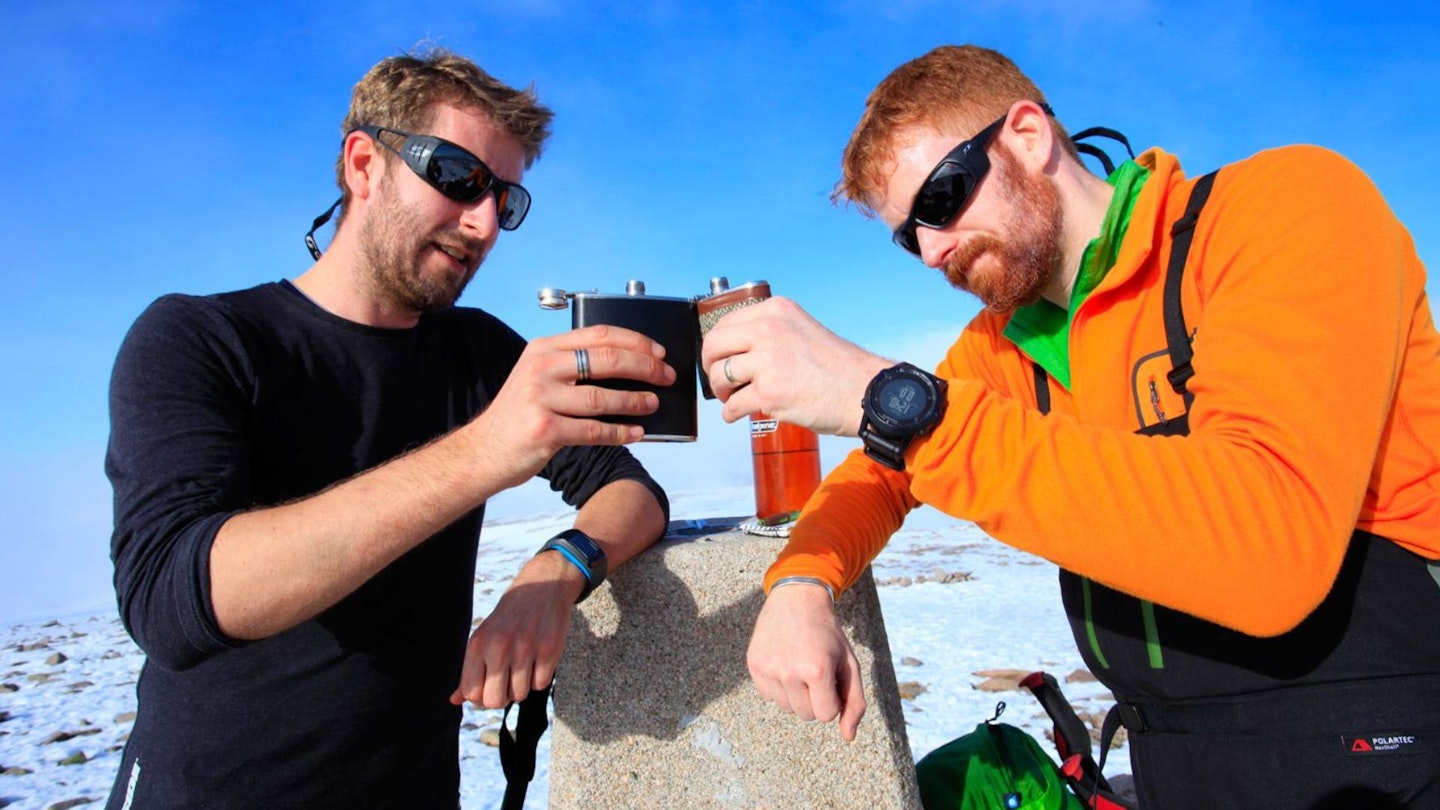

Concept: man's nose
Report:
left=915, top=226, right=953, bottom=269
left=458, top=192, right=501, bottom=242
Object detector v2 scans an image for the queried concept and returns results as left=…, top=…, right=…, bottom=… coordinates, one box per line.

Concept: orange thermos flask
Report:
left=696, top=278, right=822, bottom=520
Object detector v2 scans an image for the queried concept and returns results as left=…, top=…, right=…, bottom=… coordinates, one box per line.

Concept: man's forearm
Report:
left=209, top=416, right=509, bottom=640
left=450, top=475, right=668, bottom=709
left=571, top=478, right=667, bottom=570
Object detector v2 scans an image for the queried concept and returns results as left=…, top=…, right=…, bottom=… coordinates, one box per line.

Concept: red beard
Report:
left=942, top=146, right=1064, bottom=315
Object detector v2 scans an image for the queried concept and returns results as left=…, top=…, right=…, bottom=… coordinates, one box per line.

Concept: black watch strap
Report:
left=859, top=422, right=910, bottom=471
left=537, top=529, right=609, bottom=603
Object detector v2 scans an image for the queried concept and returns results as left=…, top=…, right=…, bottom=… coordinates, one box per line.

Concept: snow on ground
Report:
left=0, top=487, right=1127, bottom=809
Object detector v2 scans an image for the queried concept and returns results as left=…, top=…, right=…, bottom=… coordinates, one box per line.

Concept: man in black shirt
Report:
left=105, top=48, right=671, bottom=809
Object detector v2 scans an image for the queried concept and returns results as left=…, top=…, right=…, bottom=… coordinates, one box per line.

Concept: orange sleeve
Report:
left=761, top=324, right=1007, bottom=597
left=905, top=146, right=1415, bottom=636
left=762, top=446, right=918, bottom=596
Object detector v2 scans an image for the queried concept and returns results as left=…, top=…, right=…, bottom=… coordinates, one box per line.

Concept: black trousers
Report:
left=1063, top=533, right=1440, bottom=809
left=1124, top=674, right=1440, bottom=809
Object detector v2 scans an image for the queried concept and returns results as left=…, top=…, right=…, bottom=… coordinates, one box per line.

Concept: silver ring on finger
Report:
left=723, top=356, right=738, bottom=385
left=575, top=348, right=591, bottom=382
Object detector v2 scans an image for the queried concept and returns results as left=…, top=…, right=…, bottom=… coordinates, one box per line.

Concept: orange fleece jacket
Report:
left=766, top=145, right=1440, bottom=637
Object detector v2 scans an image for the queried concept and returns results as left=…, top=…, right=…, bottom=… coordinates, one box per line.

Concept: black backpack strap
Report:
left=1071, top=126, right=1136, bottom=178
left=499, top=683, right=553, bottom=810
left=1032, top=363, right=1051, bottom=415
left=1020, top=672, right=1095, bottom=770
left=1075, top=143, right=1116, bottom=176
left=1095, top=705, right=1127, bottom=782
left=1162, top=170, right=1220, bottom=406
left=1021, top=672, right=1140, bottom=810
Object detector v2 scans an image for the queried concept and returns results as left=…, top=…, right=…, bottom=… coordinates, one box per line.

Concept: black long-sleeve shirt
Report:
left=104, top=281, right=665, bottom=809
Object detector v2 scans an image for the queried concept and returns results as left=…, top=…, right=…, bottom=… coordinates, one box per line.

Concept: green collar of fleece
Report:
left=1001, top=160, right=1150, bottom=390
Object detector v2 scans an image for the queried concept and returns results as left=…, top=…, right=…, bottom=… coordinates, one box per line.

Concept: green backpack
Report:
left=915, top=716, right=1085, bottom=810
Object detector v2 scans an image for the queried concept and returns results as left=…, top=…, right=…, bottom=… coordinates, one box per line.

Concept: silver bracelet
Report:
left=770, top=576, right=836, bottom=603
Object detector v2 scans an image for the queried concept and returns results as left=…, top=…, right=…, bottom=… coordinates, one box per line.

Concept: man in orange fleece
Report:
left=701, top=44, right=1440, bottom=807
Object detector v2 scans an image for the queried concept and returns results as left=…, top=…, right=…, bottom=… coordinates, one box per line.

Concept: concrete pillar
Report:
left=550, top=518, right=921, bottom=808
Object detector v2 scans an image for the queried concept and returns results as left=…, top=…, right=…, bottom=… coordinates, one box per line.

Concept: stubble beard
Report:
left=358, top=174, right=480, bottom=314
left=941, top=147, right=1065, bottom=315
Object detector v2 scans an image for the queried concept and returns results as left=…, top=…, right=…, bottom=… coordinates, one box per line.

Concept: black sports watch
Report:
left=537, top=529, right=609, bottom=603
left=858, top=362, right=949, bottom=471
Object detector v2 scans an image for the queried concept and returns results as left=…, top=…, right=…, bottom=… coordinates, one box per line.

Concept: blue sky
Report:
left=3, top=1, right=1438, bottom=621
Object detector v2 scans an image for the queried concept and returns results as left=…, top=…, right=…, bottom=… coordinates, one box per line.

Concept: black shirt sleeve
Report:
left=542, top=444, right=670, bottom=526
left=106, top=295, right=251, bottom=670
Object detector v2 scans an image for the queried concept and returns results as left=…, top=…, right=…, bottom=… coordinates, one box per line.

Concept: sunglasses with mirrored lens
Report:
left=891, top=104, right=1052, bottom=258
left=355, top=125, right=532, bottom=231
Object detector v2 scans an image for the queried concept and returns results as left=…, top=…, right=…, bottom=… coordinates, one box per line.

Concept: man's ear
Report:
left=1003, top=99, right=1059, bottom=174
left=342, top=130, right=382, bottom=203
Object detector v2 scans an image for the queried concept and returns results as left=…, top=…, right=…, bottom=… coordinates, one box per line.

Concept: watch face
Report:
left=878, top=377, right=927, bottom=421
left=869, top=370, right=939, bottom=433
left=866, top=363, right=946, bottom=435
left=564, top=531, right=605, bottom=565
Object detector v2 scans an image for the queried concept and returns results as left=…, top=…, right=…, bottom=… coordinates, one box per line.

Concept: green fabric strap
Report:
left=1080, top=577, right=1110, bottom=670
left=1004, top=160, right=1150, bottom=389
left=1141, top=600, right=1165, bottom=669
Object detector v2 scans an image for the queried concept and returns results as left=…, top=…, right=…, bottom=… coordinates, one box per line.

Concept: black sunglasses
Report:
left=891, top=104, right=1053, bottom=257
left=304, top=125, right=532, bottom=260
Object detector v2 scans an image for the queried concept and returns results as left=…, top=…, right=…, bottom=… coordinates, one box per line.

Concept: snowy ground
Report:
left=0, top=486, right=1127, bottom=809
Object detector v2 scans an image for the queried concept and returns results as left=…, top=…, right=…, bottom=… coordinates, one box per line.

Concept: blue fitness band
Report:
left=536, top=529, right=609, bottom=603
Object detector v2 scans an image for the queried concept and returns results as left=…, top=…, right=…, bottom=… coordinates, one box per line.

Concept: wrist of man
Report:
left=768, top=575, right=837, bottom=604
left=535, top=529, right=608, bottom=603
left=841, top=356, right=897, bottom=437
left=527, top=550, right=589, bottom=602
